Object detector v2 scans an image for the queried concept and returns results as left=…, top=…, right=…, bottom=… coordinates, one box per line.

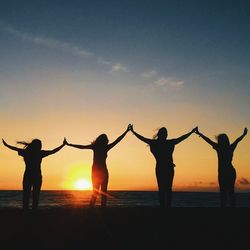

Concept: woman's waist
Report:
left=156, top=161, right=175, bottom=167
left=92, top=163, right=107, bottom=169
left=218, top=164, right=235, bottom=172
left=218, top=162, right=234, bottom=168
left=92, top=166, right=108, bottom=176
left=24, top=170, right=42, bottom=177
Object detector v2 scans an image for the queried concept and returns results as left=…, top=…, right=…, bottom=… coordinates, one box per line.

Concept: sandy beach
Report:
left=0, top=207, right=249, bottom=250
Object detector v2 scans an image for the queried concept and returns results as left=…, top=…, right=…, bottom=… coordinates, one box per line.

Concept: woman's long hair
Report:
left=216, top=134, right=230, bottom=147
left=17, top=139, right=42, bottom=151
left=92, top=134, right=109, bottom=147
left=153, top=127, right=168, bottom=140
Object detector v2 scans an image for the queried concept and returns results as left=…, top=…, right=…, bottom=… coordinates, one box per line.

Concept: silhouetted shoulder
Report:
left=91, top=144, right=99, bottom=150
left=148, top=139, right=156, bottom=146
left=212, top=143, right=219, bottom=150
left=230, top=143, right=237, bottom=152
left=167, top=139, right=178, bottom=145
left=40, top=150, right=51, bottom=158
left=18, top=149, right=25, bottom=157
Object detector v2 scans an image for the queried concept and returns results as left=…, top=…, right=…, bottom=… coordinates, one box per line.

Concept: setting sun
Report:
left=62, top=164, right=92, bottom=190
left=74, top=179, right=92, bottom=190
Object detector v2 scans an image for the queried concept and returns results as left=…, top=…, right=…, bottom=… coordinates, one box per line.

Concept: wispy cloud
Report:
left=0, top=23, right=129, bottom=73
left=2, top=25, right=93, bottom=57
left=154, top=77, right=184, bottom=87
left=98, top=57, right=129, bottom=74
left=110, top=63, right=128, bottom=73
left=142, top=70, right=157, bottom=78
left=2, top=24, right=132, bottom=74
left=97, top=57, right=112, bottom=65
left=1, top=24, right=185, bottom=83
left=238, top=177, right=250, bottom=185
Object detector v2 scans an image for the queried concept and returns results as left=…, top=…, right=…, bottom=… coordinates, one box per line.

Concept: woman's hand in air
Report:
left=243, top=128, right=248, bottom=136
left=194, top=127, right=202, bottom=136
left=191, top=126, right=198, bottom=134
left=126, top=124, right=131, bottom=133
left=128, top=124, right=134, bottom=133
left=2, top=139, right=7, bottom=146
left=63, top=138, right=69, bottom=146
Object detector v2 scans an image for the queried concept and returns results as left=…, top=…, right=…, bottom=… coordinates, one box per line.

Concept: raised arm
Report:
left=195, top=128, right=217, bottom=148
left=171, top=127, right=197, bottom=145
left=107, top=125, right=130, bottom=150
left=65, top=138, right=93, bottom=150
left=42, top=138, right=66, bottom=157
left=2, top=139, right=21, bottom=152
left=231, top=128, right=248, bottom=150
left=130, top=125, right=154, bottom=145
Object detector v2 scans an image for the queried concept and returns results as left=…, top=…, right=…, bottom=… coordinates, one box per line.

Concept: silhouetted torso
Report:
left=213, top=144, right=235, bottom=172
left=18, top=149, right=46, bottom=177
left=149, top=140, right=175, bottom=168
left=92, top=145, right=108, bottom=170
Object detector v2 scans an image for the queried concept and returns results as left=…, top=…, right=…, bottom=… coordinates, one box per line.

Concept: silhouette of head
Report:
left=30, top=139, right=42, bottom=150
left=216, top=134, right=230, bottom=147
left=154, top=127, right=168, bottom=140
left=18, top=139, right=42, bottom=151
left=92, top=134, right=109, bottom=146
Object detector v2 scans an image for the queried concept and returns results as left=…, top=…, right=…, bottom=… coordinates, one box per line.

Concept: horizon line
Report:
left=0, top=189, right=250, bottom=193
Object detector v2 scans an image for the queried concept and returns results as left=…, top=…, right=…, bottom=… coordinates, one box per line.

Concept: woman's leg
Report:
left=90, top=183, right=100, bottom=207
left=100, top=172, right=109, bottom=207
left=218, top=174, right=227, bottom=207
left=165, top=169, right=174, bottom=207
left=229, top=168, right=237, bottom=207
left=156, top=169, right=165, bottom=207
left=32, top=176, right=42, bottom=210
left=90, top=171, right=100, bottom=207
left=22, top=175, right=32, bottom=210
left=219, top=188, right=227, bottom=207
left=156, top=167, right=175, bottom=208
left=229, top=189, right=236, bottom=207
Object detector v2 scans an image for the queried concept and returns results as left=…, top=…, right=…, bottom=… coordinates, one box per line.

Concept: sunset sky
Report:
left=0, top=0, right=249, bottom=191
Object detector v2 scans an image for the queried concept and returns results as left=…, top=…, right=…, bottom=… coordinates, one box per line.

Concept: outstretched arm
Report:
left=171, top=127, right=197, bottom=145
left=107, top=125, right=130, bottom=150
left=231, top=128, right=248, bottom=150
left=130, top=125, right=153, bottom=144
left=195, top=128, right=217, bottom=148
left=65, top=138, right=93, bottom=150
left=42, top=138, right=66, bottom=157
left=2, top=139, right=21, bottom=152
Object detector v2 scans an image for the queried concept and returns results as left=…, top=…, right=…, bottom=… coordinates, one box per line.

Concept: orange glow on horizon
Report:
left=0, top=119, right=249, bottom=191
left=74, top=179, right=92, bottom=190
left=61, top=163, right=92, bottom=190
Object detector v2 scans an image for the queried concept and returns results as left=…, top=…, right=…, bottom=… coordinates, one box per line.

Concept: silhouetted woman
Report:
left=65, top=126, right=130, bottom=207
left=195, top=128, right=248, bottom=207
left=130, top=125, right=197, bottom=207
left=2, top=138, right=66, bottom=210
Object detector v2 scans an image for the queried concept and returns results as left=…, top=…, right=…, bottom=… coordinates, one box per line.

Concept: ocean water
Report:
left=0, top=191, right=250, bottom=208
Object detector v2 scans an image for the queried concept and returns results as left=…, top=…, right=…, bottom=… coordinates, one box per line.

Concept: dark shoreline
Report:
left=0, top=207, right=249, bottom=250
left=2, top=190, right=250, bottom=209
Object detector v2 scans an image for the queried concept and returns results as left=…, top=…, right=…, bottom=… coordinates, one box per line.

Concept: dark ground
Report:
left=0, top=207, right=249, bottom=250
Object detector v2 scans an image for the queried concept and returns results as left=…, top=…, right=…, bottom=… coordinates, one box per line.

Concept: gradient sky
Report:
left=0, top=0, right=249, bottom=191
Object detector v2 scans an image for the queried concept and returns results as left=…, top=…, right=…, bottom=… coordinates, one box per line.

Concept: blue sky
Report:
left=1, top=1, right=249, bottom=120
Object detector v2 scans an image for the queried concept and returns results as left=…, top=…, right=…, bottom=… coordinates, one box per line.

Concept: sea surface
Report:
left=0, top=191, right=250, bottom=208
